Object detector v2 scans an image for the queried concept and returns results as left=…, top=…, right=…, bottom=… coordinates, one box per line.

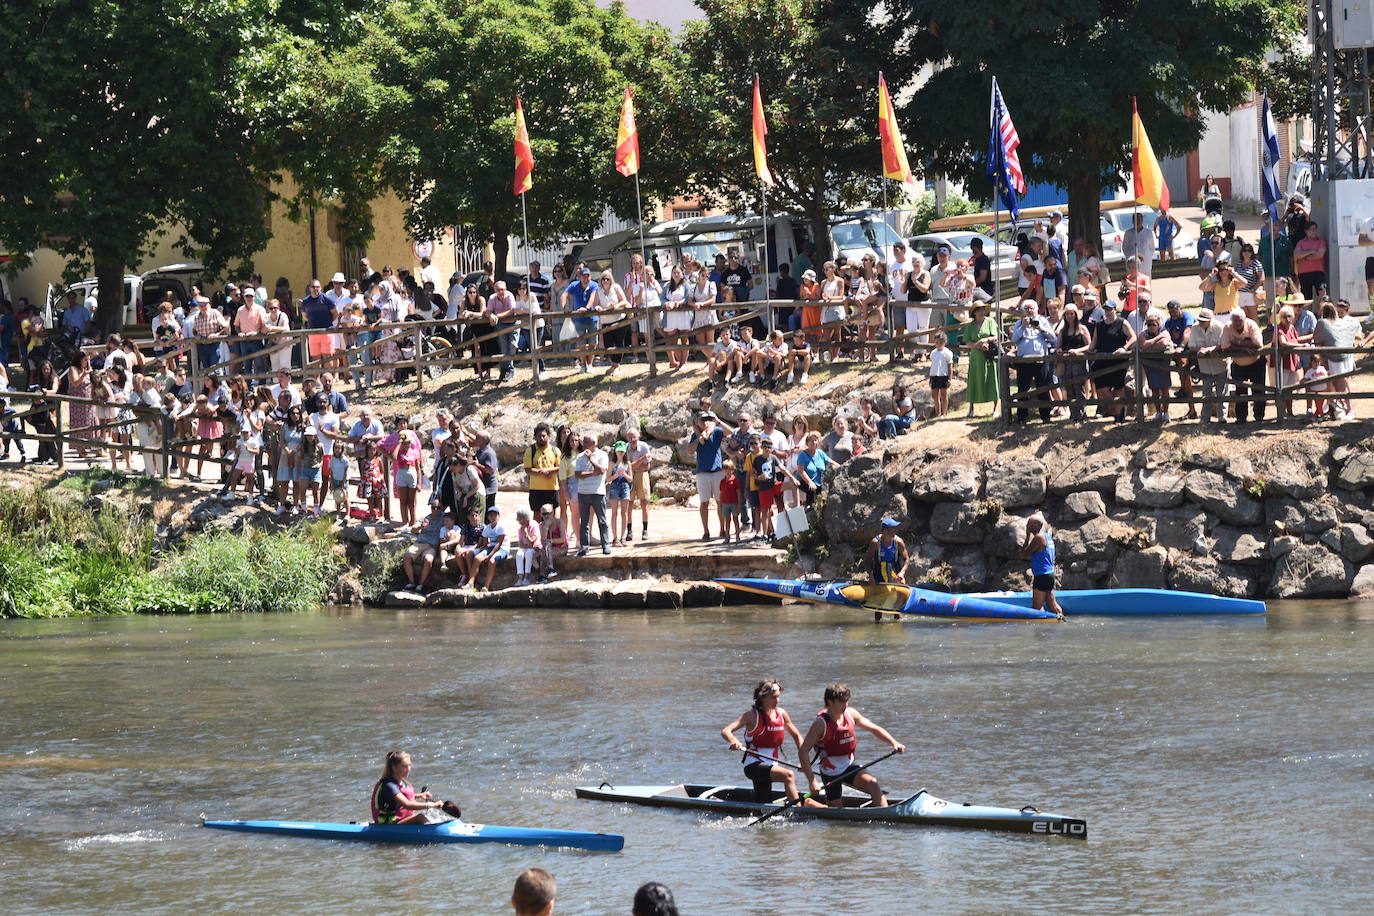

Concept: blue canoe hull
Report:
left=202, top=819, right=624, bottom=852
left=717, top=578, right=1265, bottom=619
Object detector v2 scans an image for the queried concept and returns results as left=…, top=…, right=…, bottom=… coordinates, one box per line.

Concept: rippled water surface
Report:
left=2, top=601, right=1372, bottom=914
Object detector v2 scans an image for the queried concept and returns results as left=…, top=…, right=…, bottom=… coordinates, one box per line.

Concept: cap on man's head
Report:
left=578, top=267, right=591, bottom=276
left=1198, top=308, right=1214, bottom=320
left=1167, top=299, right=1182, bottom=310
left=1050, top=210, right=1063, bottom=218
left=880, top=517, right=901, bottom=529
left=1101, top=300, right=1116, bottom=310
left=331, top=272, right=346, bottom=284
left=242, top=288, right=257, bottom=299
left=937, top=245, right=951, bottom=254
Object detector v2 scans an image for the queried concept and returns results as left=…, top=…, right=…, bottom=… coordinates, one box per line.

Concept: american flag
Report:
left=988, top=77, right=1025, bottom=221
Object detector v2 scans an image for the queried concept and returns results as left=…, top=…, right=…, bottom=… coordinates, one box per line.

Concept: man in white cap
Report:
left=233, top=286, right=269, bottom=377
left=1189, top=307, right=1228, bottom=423
left=1047, top=210, right=1068, bottom=263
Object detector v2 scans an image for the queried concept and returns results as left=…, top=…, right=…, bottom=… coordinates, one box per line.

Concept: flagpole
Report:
left=761, top=181, right=772, bottom=335
left=633, top=171, right=655, bottom=377
left=882, top=179, right=893, bottom=361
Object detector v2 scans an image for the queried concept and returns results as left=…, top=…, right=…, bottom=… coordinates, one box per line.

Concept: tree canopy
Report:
left=896, top=0, right=1300, bottom=249
left=362, top=0, right=682, bottom=274
left=0, top=0, right=361, bottom=331
left=673, top=0, right=921, bottom=256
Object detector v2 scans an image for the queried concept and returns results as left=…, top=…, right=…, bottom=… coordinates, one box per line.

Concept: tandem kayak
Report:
left=202, top=818, right=624, bottom=852
left=575, top=783, right=1086, bottom=839
left=716, top=577, right=1265, bottom=619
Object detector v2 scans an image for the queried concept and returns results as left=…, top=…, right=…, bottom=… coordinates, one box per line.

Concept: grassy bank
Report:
left=0, top=476, right=341, bottom=618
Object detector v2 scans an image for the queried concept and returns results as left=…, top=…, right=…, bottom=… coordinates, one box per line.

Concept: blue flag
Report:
left=988, top=78, right=1025, bottom=223
left=1260, top=93, right=1282, bottom=222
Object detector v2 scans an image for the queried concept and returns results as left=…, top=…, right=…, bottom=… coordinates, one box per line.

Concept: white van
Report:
left=51, top=262, right=203, bottom=330
left=578, top=210, right=904, bottom=297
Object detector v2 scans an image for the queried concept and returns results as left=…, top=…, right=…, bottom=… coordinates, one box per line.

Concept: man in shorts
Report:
left=624, top=427, right=652, bottom=542
left=799, top=684, right=905, bottom=808
left=402, top=500, right=447, bottom=592
left=690, top=410, right=734, bottom=541
left=1020, top=514, right=1064, bottom=619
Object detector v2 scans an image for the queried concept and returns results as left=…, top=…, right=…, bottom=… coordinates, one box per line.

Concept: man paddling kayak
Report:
left=721, top=679, right=806, bottom=802
left=371, top=750, right=459, bottom=824
left=1021, top=515, right=1065, bottom=620
left=799, top=684, right=904, bottom=807
left=864, top=517, right=909, bottom=583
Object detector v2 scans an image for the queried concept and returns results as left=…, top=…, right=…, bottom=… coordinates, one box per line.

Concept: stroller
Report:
left=1201, top=193, right=1224, bottom=235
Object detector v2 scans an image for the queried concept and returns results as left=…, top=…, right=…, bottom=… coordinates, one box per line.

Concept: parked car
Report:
left=1101, top=208, right=1195, bottom=258
left=994, top=217, right=1126, bottom=265
left=905, top=231, right=1020, bottom=283
left=51, top=262, right=203, bottom=329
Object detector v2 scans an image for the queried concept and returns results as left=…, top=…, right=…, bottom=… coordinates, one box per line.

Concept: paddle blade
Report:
left=441, top=800, right=462, bottom=819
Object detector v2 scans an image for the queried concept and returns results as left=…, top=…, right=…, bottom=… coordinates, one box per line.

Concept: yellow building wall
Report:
left=7, top=178, right=458, bottom=306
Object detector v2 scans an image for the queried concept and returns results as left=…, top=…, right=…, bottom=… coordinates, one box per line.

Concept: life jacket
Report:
left=745, top=706, right=785, bottom=763
left=816, top=710, right=857, bottom=774
left=371, top=777, right=413, bottom=824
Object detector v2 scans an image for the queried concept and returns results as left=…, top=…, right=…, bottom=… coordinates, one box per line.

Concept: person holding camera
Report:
left=690, top=409, right=734, bottom=541
left=1010, top=300, right=1057, bottom=424
left=573, top=433, right=611, bottom=556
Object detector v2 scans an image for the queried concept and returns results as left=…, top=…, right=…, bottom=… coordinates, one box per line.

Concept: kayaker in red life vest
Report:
left=371, top=750, right=443, bottom=824
left=799, top=684, right=904, bottom=807
left=721, top=679, right=806, bottom=803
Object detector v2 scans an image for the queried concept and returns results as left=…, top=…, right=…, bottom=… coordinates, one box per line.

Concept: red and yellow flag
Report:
left=513, top=95, right=534, bottom=196
left=878, top=73, right=915, bottom=185
left=614, top=87, right=639, bottom=177
left=752, top=76, right=774, bottom=188
left=1132, top=97, right=1170, bottom=212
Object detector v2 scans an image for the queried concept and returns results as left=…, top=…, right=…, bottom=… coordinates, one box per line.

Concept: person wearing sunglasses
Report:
left=722, top=679, right=806, bottom=803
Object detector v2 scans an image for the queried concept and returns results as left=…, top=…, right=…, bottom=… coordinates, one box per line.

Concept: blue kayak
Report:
left=202, top=818, right=624, bottom=852
left=717, top=578, right=1265, bottom=619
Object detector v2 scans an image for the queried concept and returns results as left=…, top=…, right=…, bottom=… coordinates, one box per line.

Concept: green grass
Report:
left=0, top=486, right=341, bottom=618
left=55, top=468, right=161, bottom=494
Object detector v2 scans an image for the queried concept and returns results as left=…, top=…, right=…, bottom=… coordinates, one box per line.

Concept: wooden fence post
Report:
left=644, top=304, right=657, bottom=378
left=54, top=401, right=65, bottom=470
left=1133, top=343, right=1145, bottom=423
left=527, top=309, right=539, bottom=379
left=412, top=324, right=424, bottom=391
left=998, top=355, right=1011, bottom=423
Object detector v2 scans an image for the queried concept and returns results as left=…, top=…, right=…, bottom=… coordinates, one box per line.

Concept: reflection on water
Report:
left=1, top=601, right=1372, bottom=914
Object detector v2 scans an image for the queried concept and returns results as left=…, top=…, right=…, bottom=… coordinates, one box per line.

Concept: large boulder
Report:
left=1048, top=450, right=1127, bottom=495
left=1319, top=523, right=1374, bottom=564
left=653, top=467, right=697, bottom=501
left=1109, top=546, right=1169, bottom=588
left=945, top=553, right=990, bottom=590
left=779, top=397, right=834, bottom=431
left=1265, top=498, right=1340, bottom=536
left=909, top=464, right=981, bottom=503
left=1254, top=439, right=1328, bottom=498
left=1149, top=507, right=1209, bottom=551
left=483, top=403, right=543, bottom=465
left=984, top=459, right=1046, bottom=508
left=1211, top=526, right=1269, bottom=565
left=1055, top=516, right=1114, bottom=560
left=1336, top=451, right=1374, bottom=490
left=1062, top=491, right=1106, bottom=520
left=1268, top=544, right=1352, bottom=598
left=1182, top=469, right=1262, bottom=526
left=1170, top=556, right=1256, bottom=598
left=821, top=466, right=899, bottom=547
left=713, top=387, right=773, bottom=423
left=1115, top=467, right=1186, bottom=508
left=1350, top=563, right=1374, bottom=597
left=644, top=398, right=689, bottom=441
left=929, top=501, right=994, bottom=544
left=986, top=514, right=1032, bottom=559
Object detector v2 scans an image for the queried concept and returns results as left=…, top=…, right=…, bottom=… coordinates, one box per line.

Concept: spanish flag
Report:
left=614, top=87, right=639, bottom=177
left=878, top=73, right=914, bottom=185
left=513, top=95, right=534, bottom=196
left=1132, top=97, right=1170, bottom=211
left=752, top=76, right=774, bottom=188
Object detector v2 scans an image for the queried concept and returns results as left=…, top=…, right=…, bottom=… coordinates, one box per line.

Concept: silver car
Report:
left=906, top=231, right=1020, bottom=283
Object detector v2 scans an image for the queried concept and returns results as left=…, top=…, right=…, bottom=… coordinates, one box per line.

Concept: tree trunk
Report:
left=1066, top=173, right=1105, bottom=257
left=93, top=248, right=126, bottom=338
left=490, top=220, right=511, bottom=278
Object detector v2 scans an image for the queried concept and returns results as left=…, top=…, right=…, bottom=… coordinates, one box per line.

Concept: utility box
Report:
left=1334, top=0, right=1374, bottom=48
left=1308, top=178, right=1374, bottom=312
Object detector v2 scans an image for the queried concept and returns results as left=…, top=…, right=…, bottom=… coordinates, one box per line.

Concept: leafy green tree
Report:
left=896, top=0, right=1300, bottom=250
left=365, top=0, right=682, bottom=274
left=0, top=0, right=357, bottom=333
left=673, top=0, right=921, bottom=257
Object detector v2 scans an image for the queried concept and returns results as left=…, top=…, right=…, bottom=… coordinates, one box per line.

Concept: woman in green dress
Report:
left=961, top=301, right=1001, bottom=418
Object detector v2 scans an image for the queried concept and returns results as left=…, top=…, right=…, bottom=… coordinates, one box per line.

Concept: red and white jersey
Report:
left=745, top=707, right=785, bottom=763
left=815, top=710, right=857, bottom=775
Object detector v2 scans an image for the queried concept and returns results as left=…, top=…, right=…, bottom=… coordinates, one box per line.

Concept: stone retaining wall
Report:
left=816, top=434, right=1374, bottom=600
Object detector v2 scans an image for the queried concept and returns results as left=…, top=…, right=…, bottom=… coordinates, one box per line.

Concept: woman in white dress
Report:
left=661, top=265, right=693, bottom=370
left=690, top=264, right=718, bottom=359
left=373, top=281, right=408, bottom=385
left=135, top=375, right=164, bottom=477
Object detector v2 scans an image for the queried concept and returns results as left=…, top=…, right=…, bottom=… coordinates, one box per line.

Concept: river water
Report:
left=1, top=602, right=1372, bottom=915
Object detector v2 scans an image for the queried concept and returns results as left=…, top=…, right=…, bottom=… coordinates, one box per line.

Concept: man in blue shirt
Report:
left=61, top=291, right=92, bottom=342
left=561, top=267, right=599, bottom=374
left=1163, top=300, right=1197, bottom=419
left=690, top=410, right=735, bottom=540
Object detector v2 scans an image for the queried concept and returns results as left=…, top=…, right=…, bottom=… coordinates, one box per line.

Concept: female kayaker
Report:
left=1021, top=515, right=1065, bottom=620
left=371, top=750, right=444, bottom=824
left=721, top=679, right=806, bottom=803
left=864, top=517, right=909, bottom=583
left=799, top=684, right=904, bottom=808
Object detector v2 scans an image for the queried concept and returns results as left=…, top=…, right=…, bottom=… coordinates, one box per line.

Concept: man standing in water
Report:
left=864, top=517, right=909, bottom=583
left=799, top=684, right=904, bottom=808
left=1021, top=515, right=1065, bottom=619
